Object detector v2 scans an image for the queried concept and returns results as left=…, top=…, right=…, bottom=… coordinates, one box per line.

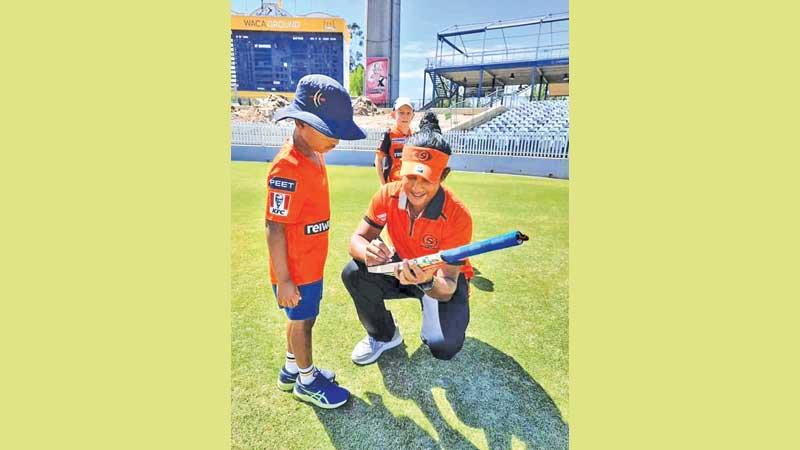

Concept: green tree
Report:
left=349, top=63, right=364, bottom=97
left=347, top=22, right=364, bottom=72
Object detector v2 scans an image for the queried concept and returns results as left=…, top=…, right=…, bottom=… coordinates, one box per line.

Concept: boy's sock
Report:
left=284, top=352, right=298, bottom=374
left=298, top=365, right=317, bottom=385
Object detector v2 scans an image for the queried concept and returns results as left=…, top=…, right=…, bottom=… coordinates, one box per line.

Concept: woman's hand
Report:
left=394, top=259, right=437, bottom=285
left=365, top=239, right=394, bottom=266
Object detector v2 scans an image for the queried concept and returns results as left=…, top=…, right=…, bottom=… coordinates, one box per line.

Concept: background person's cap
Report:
left=273, top=74, right=367, bottom=140
left=393, top=96, right=414, bottom=111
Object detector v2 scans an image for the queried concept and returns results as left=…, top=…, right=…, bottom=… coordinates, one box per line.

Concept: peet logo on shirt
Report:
left=269, top=176, right=297, bottom=192
left=304, top=219, right=330, bottom=235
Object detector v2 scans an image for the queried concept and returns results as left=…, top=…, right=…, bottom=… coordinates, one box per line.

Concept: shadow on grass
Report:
left=314, top=338, right=568, bottom=450
left=470, top=267, right=495, bottom=292
left=470, top=276, right=495, bottom=292
left=313, top=353, right=439, bottom=448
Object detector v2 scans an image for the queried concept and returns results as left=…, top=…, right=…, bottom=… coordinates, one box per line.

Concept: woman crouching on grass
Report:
left=341, top=118, right=475, bottom=364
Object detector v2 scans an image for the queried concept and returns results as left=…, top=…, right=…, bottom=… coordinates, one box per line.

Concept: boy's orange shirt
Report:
left=377, top=126, right=412, bottom=182
left=265, top=143, right=330, bottom=285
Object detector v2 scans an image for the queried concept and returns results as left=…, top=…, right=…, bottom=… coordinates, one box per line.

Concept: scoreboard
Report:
left=231, top=16, right=349, bottom=98
left=232, top=31, right=343, bottom=94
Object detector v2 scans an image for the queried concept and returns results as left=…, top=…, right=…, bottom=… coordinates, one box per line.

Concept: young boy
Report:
left=266, top=74, right=366, bottom=408
left=375, top=97, right=415, bottom=185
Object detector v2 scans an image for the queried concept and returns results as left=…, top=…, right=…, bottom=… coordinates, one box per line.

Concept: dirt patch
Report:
left=232, top=96, right=480, bottom=132
left=231, top=94, right=290, bottom=123
left=351, top=96, right=379, bottom=116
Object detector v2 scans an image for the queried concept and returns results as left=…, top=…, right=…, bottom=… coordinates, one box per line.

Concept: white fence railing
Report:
left=231, top=123, right=569, bottom=159
left=231, top=123, right=385, bottom=151
left=443, top=130, right=569, bottom=159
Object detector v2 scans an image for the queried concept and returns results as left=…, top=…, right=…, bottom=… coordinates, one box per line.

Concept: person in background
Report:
left=375, top=97, right=415, bottom=185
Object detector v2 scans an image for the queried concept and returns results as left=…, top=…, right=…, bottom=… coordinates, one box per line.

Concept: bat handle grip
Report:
left=440, top=231, right=528, bottom=263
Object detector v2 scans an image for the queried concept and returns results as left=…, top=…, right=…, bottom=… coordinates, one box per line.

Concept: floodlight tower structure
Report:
left=247, top=1, right=291, bottom=16
left=365, top=0, right=401, bottom=106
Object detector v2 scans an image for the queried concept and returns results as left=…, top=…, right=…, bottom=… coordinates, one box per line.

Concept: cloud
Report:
left=398, top=40, right=521, bottom=64
left=400, top=40, right=437, bottom=59
left=400, top=68, right=425, bottom=79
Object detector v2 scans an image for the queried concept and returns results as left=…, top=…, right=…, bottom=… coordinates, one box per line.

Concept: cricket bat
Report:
left=367, top=230, right=529, bottom=274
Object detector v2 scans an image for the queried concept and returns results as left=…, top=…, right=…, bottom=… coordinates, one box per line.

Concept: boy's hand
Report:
left=394, top=259, right=436, bottom=285
left=365, top=239, right=394, bottom=266
left=276, top=279, right=301, bottom=308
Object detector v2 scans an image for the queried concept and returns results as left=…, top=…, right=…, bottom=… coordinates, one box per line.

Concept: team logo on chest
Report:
left=422, top=234, right=439, bottom=249
left=269, top=192, right=291, bottom=216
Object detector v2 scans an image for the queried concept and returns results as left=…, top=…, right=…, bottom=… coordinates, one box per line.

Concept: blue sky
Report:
left=231, top=0, right=568, bottom=101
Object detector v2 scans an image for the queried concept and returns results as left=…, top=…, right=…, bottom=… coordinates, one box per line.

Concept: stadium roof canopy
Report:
left=438, top=13, right=569, bottom=38
left=423, top=13, right=569, bottom=107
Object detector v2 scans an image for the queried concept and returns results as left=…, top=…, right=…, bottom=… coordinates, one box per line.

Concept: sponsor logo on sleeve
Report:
left=269, top=192, right=291, bottom=216
left=268, top=176, right=297, bottom=192
left=304, top=219, right=330, bottom=235
left=377, top=212, right=387, bottom=223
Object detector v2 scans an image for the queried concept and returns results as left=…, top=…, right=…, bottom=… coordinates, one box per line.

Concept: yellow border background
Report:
left=4, top=1, right=230, bottom=449
left=3, top=1, right=798, bottom=449
left=571, top=1, right=798, bottom=449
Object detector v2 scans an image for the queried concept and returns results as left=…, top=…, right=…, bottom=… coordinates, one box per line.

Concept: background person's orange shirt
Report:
left=377, top=127, right=412, bottom=182
left=364, top=182, right=474, bottom=278
left=265, top=143, right=330, bottom=285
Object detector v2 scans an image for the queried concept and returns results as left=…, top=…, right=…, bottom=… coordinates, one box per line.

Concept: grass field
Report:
left=232, top=162, right=569, bottom=450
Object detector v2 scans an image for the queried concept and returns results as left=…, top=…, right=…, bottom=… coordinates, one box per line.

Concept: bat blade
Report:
left=367, top=253, right=445, bottom=274
left=366, top=262, right=402, bottom=274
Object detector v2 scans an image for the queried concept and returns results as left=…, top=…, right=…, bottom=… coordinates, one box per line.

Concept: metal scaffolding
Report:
left=422, top=13, right=569, bottom=109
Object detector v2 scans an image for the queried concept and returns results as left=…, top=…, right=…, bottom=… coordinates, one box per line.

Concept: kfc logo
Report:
left=269, top=192, right=290, bottom=216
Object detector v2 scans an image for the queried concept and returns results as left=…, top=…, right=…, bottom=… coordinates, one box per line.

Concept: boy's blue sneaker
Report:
left=277, top=367, right=335, bottom=392
left=292, top=370, right=350, bottom=409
